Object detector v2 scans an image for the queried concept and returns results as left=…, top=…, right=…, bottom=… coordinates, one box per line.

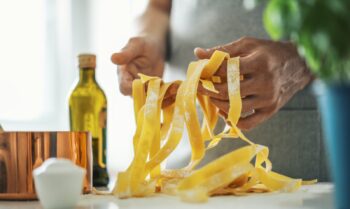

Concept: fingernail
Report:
left=111, top=52, right=125, bottom=64
left=111, top=54, right=117, bottom=63
left=194, top=47, right=207, bottom=53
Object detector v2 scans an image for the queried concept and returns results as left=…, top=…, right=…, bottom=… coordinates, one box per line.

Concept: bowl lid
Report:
left=33, top=158, right=85, bottom=176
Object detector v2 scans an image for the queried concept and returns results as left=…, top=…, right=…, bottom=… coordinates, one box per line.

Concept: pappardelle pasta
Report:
left=109, top=50, right=316, bottom=202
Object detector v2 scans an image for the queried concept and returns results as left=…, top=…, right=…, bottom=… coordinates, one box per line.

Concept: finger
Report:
left=240, top=77, right=258, bottom=97
left=111, top=38, right=144, bottom=65
left=237, top=109, right=271, bottom=131
left=117, top=67, right=134, bottom=96
left=209, top=98, right=229, bottom=114
left=210, top=95, right=267, bottom=120
left=198, top=83, right=228, bottom=100
left=197, top=77, right=257, bottom=99
left=213, top=59, right=227, bottom=79
left=219, top=110, right=228, bottom=119
left=162, top=96, right=176, bottom=108
left=241, top=95, right=270, bottom=113
left=197, top=78, right=257, bottom=100
left=210, top=94, right=273, bottom=130
left=212, top=56, right=257, bottom=81
left=123, top=63, right=141, bottom=79
left=194, top=37, right=259, bottom=59
left=164, top=82, right=180, bottom=99
left=194, top=47, right=211, bottom=59
left=239, top=53, right=261, bottom=75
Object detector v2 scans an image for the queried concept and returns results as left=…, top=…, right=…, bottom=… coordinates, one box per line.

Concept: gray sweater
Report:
left=164, top=0, right=329, bottom=181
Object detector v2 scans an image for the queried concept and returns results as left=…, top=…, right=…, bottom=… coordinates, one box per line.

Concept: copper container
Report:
left=0, top=132, right=92, bottom=200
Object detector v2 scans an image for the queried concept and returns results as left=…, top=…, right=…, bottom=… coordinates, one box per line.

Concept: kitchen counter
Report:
left=0, top=183, right=334, bottom=209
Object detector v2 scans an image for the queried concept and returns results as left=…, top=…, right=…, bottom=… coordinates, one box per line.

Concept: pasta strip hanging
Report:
left=109, top=50, right=315, bottom=202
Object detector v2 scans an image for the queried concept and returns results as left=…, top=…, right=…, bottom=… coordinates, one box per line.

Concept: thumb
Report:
left=194, top=47, right=210, bottom=59
left=111, top=38, right=144, bottom=65
left=194, top=45, right=233, bottom=59
left=117, top=66, right=134, bottom=96
left=194, top=37, right=256, bottom=59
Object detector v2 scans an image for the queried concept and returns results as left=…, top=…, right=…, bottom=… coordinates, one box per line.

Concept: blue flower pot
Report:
left=316, top=81, right=350, bottom=209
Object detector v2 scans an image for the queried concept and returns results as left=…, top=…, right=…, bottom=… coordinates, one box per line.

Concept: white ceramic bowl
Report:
left=33, top=158, right=85, bottom=209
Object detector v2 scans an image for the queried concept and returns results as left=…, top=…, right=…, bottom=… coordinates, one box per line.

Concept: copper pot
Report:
left=0, top=131, right=92, bottom=200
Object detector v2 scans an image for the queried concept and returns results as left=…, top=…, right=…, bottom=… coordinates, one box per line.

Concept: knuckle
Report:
left=239, top=36, right=253, bottom=43
left=128, top=37, right=144, bottom=46
left=257, top=75, right=273, bottom=91
left=269, top=100, right=279, bottom=111
left=266, top=69, right=275, bottom=78
left=263, top=97, right=279, bottom=114
left=255, top=93, right=272, bottom=107
left=241, top=104, right=250, bottom=113
left=271, top=97, right=282, bottom=113
left=128, top=37, right=140, bottom=43
left=119, top=83, right=130, bottom=96
left=265, top=89, right=278, bottom=104
left=265, top=79, right=275, bottom=91
left=212, top=45, right=224, bottom=52
left=239, top=122, right=253, bottom=131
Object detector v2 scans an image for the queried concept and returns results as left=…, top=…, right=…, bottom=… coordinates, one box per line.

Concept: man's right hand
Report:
left=111, top=36, right=165, bottom=96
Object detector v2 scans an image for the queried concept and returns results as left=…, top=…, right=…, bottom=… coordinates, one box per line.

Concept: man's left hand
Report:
left=195, top=37, right=313, bottom=131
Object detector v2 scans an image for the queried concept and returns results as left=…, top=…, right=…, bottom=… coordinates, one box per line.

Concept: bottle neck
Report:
left=79, top=68, right=96, bottom=84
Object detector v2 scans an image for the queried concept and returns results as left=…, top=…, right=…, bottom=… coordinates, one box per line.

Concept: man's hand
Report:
left=111, top=0, right=171, bottom=97
left=111, top=0, right=173, bottom=106
left=111, top=36, right=165, bottom=96
left=111, top=35, right=177, bottom=108
left=195, top=37, right=313, bottom=131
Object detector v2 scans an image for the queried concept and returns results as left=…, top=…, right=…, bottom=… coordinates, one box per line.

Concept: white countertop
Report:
left=0, top=183, right=334, bottom=209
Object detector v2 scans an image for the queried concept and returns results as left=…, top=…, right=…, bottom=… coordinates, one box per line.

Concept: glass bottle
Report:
left=69, top=54, right=109, bottom=187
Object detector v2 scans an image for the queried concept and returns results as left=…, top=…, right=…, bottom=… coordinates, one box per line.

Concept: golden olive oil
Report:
left=69, top=54, right=109, bottom=187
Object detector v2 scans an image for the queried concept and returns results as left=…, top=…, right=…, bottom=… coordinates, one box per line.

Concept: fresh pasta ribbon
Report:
left=111, top=50, right=316, bottom=202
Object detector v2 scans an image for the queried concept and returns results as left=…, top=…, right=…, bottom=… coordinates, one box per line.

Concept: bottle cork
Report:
left=78, top=54, right=96, bottom=69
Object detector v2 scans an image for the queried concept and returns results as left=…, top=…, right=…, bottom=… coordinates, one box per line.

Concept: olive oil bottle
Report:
left=69, top=54, right=109, bottom=187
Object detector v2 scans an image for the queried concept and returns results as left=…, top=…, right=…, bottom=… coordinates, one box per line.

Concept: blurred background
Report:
left=0, top=0, right=147, bottom=185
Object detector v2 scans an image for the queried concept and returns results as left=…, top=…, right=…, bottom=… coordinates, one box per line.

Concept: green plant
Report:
left=262, top=0, right=350, bottom=81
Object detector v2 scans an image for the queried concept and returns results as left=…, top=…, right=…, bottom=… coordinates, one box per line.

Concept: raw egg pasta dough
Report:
left=110, top=51, right=316, bottom=202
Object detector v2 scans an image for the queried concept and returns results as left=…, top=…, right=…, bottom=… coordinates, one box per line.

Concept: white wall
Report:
left=0, top=0, right=148, bottom=188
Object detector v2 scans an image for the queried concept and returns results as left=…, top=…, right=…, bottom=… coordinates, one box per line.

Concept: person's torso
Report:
left=165, top=0, right=329, bottom=181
